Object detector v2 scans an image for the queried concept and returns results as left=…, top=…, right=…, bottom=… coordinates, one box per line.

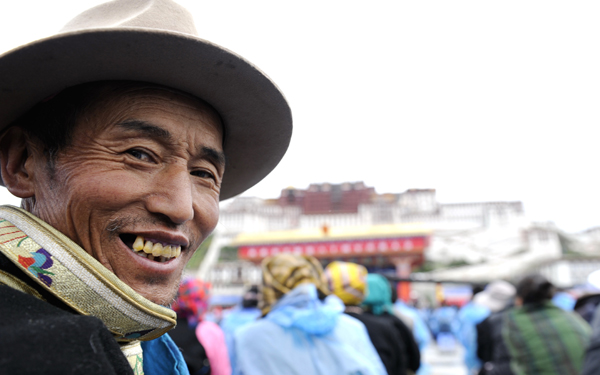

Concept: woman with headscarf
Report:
left=326, top=261, right=419, bottom=375
left=503, top=274, right=591, bottom=375
left=170, top=278, right=231, bottom=375
left=232, top=254, right=386, bottom=375
left=362, top=273, right=421, bottom=375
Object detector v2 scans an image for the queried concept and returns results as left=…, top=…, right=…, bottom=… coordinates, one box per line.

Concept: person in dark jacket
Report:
left=580, top=269, right=600, bottom=375
left=476, top=308, right=515, bottom=375
left=325, top=261, right=420, bottom=375
left=503, top=274, right=591, bottom=375
left=363, top=273, right=421, bottom=375
left=475, top=280, right=516, bottom=375
left=581, top=302, right=600, bottom=375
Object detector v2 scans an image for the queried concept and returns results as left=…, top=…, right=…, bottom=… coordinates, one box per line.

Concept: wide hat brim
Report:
left=0, top=28, right=292, bottom=200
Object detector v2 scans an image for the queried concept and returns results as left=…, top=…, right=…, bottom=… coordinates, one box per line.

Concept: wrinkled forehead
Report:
left=78, top=82, right=224, bottom=139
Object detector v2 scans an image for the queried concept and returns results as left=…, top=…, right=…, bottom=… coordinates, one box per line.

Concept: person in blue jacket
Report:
left=220, top=286, right=262, bottom=374
left=232, top=254, right=386, bottom=375
left=455, top=284, right=490, bottom=375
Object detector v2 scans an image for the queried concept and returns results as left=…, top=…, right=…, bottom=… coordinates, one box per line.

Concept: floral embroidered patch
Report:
left=18, top=248, right=54, bottom=287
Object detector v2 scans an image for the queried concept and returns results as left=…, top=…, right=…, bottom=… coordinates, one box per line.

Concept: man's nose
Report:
left=145, top=167, right=194, bottom=225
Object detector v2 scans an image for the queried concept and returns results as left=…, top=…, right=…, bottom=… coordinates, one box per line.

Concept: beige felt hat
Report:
left=0, top=0, right=292, bottom=200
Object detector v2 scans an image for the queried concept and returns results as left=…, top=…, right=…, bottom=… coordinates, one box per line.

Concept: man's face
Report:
left=28, top=87, right=224, bottom=306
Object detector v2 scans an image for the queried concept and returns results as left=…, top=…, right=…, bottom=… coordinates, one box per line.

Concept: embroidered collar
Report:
left=0, top=205, right=176, bottom=342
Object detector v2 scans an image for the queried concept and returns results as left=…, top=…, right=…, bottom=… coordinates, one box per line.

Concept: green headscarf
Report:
left=362, top=274, right=395, bottom=315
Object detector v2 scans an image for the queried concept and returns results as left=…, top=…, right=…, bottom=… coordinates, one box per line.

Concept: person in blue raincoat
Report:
left=394, top=299, right=433, bottom=375
left=220, top=286, right=262, bottom=374
left=394, top=300, right=433, bottom=353
left=429, top=302, right=458, bottom=340
left=232, top=254, right=386, bottom=375
left=455, top=284, right=490, bottom=375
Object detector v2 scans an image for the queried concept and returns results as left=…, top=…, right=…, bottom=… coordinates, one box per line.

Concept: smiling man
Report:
left=6, top=83, right=226, bottom=307
left=0, top=1, right=291, bottom=375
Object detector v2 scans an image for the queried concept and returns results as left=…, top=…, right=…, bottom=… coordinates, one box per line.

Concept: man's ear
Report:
left=0, top=127, right=37, bottom=198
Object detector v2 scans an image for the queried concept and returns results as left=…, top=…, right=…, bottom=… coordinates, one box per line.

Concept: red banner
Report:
left=238, top=236, right=428, bottom=260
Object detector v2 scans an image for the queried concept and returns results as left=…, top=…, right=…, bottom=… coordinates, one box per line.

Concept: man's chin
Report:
left=125, top=277, right=180, bottom=307
left=139, top=287, right=179, bottom=307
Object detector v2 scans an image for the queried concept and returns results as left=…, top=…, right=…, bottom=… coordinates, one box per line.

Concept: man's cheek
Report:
left=78, top=174, right=145, bottom=206
left=195, top=195, right=220, bottom=229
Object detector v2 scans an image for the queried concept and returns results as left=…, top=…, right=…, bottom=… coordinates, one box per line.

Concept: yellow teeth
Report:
left=133, top=236, right=144, bottom=251
left=143, top=240, right=153, bottom=254
left=152, top=242, right=163, bottom=257
left=131, top=235, right=182, bottom=260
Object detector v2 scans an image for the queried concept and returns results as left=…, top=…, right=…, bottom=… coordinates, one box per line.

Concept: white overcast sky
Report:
left=0, top=1, right=598, bottom=232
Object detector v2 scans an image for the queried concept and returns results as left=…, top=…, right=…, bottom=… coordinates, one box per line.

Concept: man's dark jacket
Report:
left=0, top=252, right=133, bottom=375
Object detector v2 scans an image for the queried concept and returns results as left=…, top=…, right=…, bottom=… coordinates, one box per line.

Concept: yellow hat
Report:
left=325, top=261, right=368, bottom=306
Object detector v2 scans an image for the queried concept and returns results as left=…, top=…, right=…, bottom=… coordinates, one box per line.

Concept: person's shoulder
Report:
left=346, top=312, right=400, bottom=336
left=336, top=312, right=375, bottom=334
left=488, top=308, right=510, bottom=322
left=234, top=317, right=276, bottom=340
left=352, top=311, right=391, bottom=325
left=561, top=307, right=593, bottom=330
left=339, top=312, right=393, bottom=337
left=0, top=284, right=114, bottom=338
left=0, top=286, right=130, bottom=374
left=0, top=284, right=78, bottom=323
left=339, top=312, right=367, bottom=326
left=380, top=310, right=408, bottom=325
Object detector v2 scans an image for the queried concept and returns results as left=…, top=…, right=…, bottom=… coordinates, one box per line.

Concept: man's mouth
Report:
left=120, top=234, right=182, bottom=263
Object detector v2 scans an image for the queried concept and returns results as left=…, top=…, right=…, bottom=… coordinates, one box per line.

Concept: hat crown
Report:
left=60, top=0, right=198, bottom=36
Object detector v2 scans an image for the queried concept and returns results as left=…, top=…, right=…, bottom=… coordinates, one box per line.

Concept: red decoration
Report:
left=18, top=255, right=35, bottom=268
left=239, top=236, right=428, bottom=260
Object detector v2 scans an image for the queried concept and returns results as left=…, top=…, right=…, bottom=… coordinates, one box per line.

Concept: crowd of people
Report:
left=169, top=254, right=600, bottom=375
left=415, top=275, right=596, bottom=375
left=170, top=255, right=421, bottom=375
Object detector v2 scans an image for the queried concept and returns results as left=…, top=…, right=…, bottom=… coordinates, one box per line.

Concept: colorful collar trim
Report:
left=0, top=205, right=176, bottom=342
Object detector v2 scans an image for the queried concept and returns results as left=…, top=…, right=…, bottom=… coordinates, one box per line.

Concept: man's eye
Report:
left=126, top=149, right=152, bottom=162
left=192, top=170, right=215, bottom=180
